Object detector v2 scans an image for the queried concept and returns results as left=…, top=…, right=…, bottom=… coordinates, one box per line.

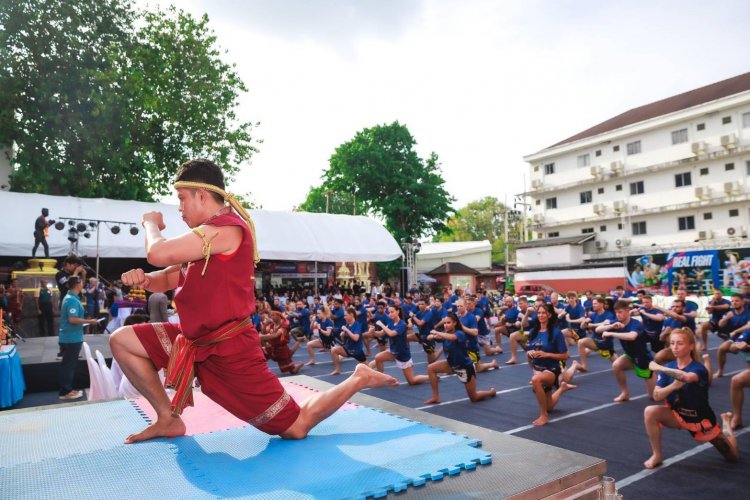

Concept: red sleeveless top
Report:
left=174, top=210, right=256, bottom=339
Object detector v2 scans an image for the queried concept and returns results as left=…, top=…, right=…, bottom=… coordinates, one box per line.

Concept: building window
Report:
left=743, top=112, right=750, bottom=128
left=537, top=233, right=543, bottom=239
left=626, top=140, right=642, bottom=155
left=546, top=197, right=557, bottom=210
left=730, top=208, right=739, bottom=217
left=697, top=123, right=705, bottom=131
left=703, top=212, right=712, bottom=220
left=613, top=145, right=620, bottom=152
left=726, top=163, right=735, bottom=171
left=544, top=162, right=555, bottom=175
left=630, top=181, right=644, bottom=195
left=747, top=160, right=750, bottom=176
left=671, top=128, right=688, bottom=145
left=536, top=199, right=541, bottom=205
left=615, top=184, right=623, bottom=191
left=722, top=116, right=732, bottom=125
left=632, top=221, right=647, bottom=235
left=547, top=231, right=559, bottom=238
left=533, top=165, right=539, bottom=172
left=597, top=187, right=604, bottom=194
left=599, top=225, right=607, bottom=232
left=700, top=167, right=709, bottom=176
left=595, top=150, right=602, bottom=157
left=577, top=154, right=591, bottom=168
left=675, top=172, right=692, bottom=187
left=580, top=191, right=592, bottom=204
left=617, top=223, right=623, bottom=230
left=581, top=227, right=594, bottom=234
left=678, top=216, right=695, bottom=231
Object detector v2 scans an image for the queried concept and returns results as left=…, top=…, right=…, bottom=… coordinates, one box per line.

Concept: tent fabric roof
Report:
left=426, top=262, right=480, bottom=276
left=0, top=191, right=403, bottom=262
left=418, top=240, right=491, bottom=258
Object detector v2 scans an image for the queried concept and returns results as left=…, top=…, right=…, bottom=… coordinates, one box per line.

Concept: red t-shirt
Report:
left=174, top=210, right=256, bottom=340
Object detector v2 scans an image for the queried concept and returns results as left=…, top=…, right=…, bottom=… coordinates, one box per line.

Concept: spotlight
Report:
left=111, top=225, right=120, bottom=235
left=54, top=221, right=65, bottom=230
left=67, top=228, right=79, bottom=242
left=130, top=226, right=139, bottom=236
left=83, top=232, right=91, bottom=239
left=76, top=222, right=87, bottom=232
left=68, top=220, right=75, bottom=226
left=88, top=222, right=96, bottom=228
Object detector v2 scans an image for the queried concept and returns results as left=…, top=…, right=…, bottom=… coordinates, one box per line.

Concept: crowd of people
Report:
left=249, top=282, right=747, bottom=469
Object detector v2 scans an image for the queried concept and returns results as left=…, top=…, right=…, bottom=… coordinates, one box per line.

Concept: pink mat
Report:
left=132, top=380, right=357, bottom=436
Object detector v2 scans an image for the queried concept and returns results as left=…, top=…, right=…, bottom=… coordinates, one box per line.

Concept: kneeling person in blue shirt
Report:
left=329, top=307, right=367, bottom=375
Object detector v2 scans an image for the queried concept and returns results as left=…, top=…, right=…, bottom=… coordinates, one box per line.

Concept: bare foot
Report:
left=729, top=413, right=744, bottom=430
left=532, top=415, right=549, bottom=426
left=305, top=360, right=316, bottom=366
left=291, top=363, right=303, bottom=374
left=613, top=393, right=629, bottom=402
left=328, top=370, right=341, bottom=376
left=490, top=359, right=499, bottom=370
left=714, top=370, right=723, bottom=378
left=125, top=415, right=186, bottom=444
left=505, top=359, right=517, bottom=365
left=560, top=381, right=577, bottom=392
left=353, top=363, right=399, bottom=388
left=574, top=361, right=588, bottom=373
left=423, top=397, right=441, bottom=405
left=488, top=387, right=497, bottom=398
left=643, top=454, right=662, bottom=469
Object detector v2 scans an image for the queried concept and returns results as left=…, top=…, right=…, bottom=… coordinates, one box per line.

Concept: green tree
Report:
left=324, top=121, right=454, bottom=242
left=0, top=0, right=258, bottom=201
left=437, top=196, right=522, bottom=264
left=298, top=184, right=365, bottom=215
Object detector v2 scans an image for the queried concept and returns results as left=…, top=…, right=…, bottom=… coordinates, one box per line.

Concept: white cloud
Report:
left=136, top=0, right=750, bottom=212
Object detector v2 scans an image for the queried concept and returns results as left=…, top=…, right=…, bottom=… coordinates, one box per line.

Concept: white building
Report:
left=416, top=241, right=492, bottom=275
left=517, top=72, right=750, bottom=293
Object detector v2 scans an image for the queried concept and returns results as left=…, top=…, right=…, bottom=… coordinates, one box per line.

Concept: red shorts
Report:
left=133, top=322, right=301, bottom=435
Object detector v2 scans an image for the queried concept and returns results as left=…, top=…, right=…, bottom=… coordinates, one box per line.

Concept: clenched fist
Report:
left=142, top=211, right=166, bottom=230
left=122, top=268, right=151, bottom=288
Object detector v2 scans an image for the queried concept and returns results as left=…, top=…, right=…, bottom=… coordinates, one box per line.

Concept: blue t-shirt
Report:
left=611, top=319, right=652, bottom=366
left=582, top=299, right=593, bottom=313
left=317, top=318, right=334, bottom=339
left=373, top=311, right=389, bottom=331
left=526, top=327, right=567, bottom=371
left=59, top=291, right=85, bottom=343
left=657, top=360, right=712, bottom=417
left=444, top=330, right=472, bottom=369
left=343, top=321, right=364, bottom=355
left=473, top=307, right=490, bottom=337
left=331, top=306, right=346, bottom=332
left=586, top=310, right=615, bottom=335
left=297, top=308, right=311, bottom=335
left=638, top=307, right=664, bottom=336
left=503, top=307, right=520, bottom=332
left=415, top=308, right=434, bottom=339
left=387, top=319, right=411, bottom=362
left=708, top=298, right=731, bottom=323
left=355, top=304, right=369, bottom=331
left=251, top=313, right=262, bottom=330
left=458, top=312, right=479, bottom=351
left=564, top=303, right=585, bottom=331
left=724, top=307, right=750, bottom=333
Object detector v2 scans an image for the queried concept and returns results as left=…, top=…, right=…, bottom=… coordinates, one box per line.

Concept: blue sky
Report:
left=136, top=0, right=750, bottom=211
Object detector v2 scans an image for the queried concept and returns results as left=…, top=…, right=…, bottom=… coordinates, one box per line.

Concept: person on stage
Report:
left=32, top=207, right=51, bottom=258
left=643, top=328, right=739, bottom=468
left=109, top=159, right=398, bottom=443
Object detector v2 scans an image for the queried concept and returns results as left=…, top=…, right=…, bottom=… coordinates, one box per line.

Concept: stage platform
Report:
left=0, top=374, right=606, bottom=499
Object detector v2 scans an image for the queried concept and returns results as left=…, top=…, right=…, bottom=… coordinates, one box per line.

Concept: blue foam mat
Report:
left=0, top=402, right=491, bottom=499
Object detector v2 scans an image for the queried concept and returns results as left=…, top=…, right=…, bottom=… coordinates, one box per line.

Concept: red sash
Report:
left=165, top=318, right=251, bottom=415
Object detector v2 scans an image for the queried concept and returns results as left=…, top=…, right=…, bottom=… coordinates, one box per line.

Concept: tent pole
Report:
left=314, top=261, right=318, bottom=294
left=96, top=221, right=101, bottom=281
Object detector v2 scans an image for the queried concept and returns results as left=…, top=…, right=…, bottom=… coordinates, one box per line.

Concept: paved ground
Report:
left=273, top=333, right=749, bottom=499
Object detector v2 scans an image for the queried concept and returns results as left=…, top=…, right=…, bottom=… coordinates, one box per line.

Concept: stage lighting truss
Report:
left=53, top=217, right=140, bottom=238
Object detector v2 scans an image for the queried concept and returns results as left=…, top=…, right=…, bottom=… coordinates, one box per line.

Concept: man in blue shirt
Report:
left=698, top=290, right=731, bottom=348
left=409, top=298, right=441, bottom=362
left=635, top=294, right=665, bottom=354
left=560, top=291, right=587, bottom=346
left=456, top=299, right=498, bottom=372
left=598, top=300, right=656, bottom=402
left=715, top=294, right=750, bottom=378
left=58, top=276, right=99, bottom=400
left=505, top=296, right=531, bottom=365
left=495, top=295, right=519, bottom=353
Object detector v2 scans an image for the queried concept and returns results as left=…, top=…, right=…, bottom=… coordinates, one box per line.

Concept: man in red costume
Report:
left=110, top=159, right=397, bottom=443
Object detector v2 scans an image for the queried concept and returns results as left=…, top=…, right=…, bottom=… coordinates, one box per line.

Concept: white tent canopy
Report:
left=0, top=191, right=403, bottom=262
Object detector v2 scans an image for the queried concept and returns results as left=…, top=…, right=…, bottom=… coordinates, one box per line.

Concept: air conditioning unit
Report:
left=698, top=230, right=714, bottom=240
left=615, top=238, right=631, bottom=248
left=531, top=179, right=543, bottom=189
left=593, top=203, right=606, bottom=215
left=721, top=133, right=738, bottom=149
left=613, top=200, right=627, bottom=213
left=532, top=213, right=544, bottom=224
left=727, top=226, right=748, bottom=238
left=691, top=141, right=707, bottom=155
left=610, top=161, right=624, bottom=174
left=724, top=181, right=741, bottom=195
left=595, top=240, right=608, bottom=250
left=694, top=186, right=711, bottom=199
left=590, top=165, right=603, bottom=177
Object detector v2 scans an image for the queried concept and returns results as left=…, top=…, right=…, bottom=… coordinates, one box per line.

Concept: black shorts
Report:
left=320, top=334, right=335, bottom=349
left=531, top=364, right=561, bottom=392
left=418, top=337, right=436, bottom=355
left=290, top=327, right=309, bottom=340
left=452, top=364, right=476, bottom=384
left=344, top=348, right=366, bottom=363
left=646, top=336, right=664, bottom=354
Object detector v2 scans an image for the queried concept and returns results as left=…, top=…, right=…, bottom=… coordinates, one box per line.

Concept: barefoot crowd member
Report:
left=408, top=298, right=442, bottom=363
left=370, top=305, right=428, bottom=385
left=643, top=328, right=739, bottom=469
left=598, top=300, right=656, bottom=402
left=363, top=301, right=389, bottom=354
left=456, top=299, right=499, bottom=373
left=423, top=312, right=497, bottom=405
left=698, top=290, right=730, bottom=350
left=560, top=291, right=586, bottom=346
left=576, top=296, right=615, bottom=372
left=494, top=295, right=519, bottom=352
left=729, top=328, right=750, bottom=429
left=305, top=306, right=334, bottom=366
left=110, top=159, right=398, bottom=444
left=468, top=295, right=502, bottom=357
left=329, top=307, right=366, bottom=375
left=653, top=298, right=690, bottom=365
left=714, top=294, right=750, bottom=378
left=505, top=296, right=531, bottom=365
left=527, top=303, right=573, bottom=426
left=261, top=311, right=303, bottom=375
left=634, top=294, right=665, bottom=355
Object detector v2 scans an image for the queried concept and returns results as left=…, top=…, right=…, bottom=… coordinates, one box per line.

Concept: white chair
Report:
left=110, top=358, right=124, bottom=389
left=118, top=376, right=141, bottom=398
left=95, top=350, right=118, bottom=399
left=82, top=342, right=105, bottom=401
